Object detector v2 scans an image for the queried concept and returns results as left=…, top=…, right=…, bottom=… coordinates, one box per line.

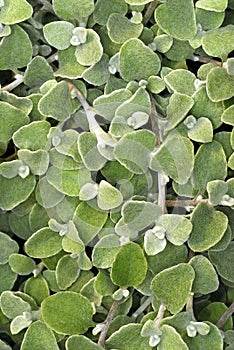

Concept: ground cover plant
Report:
left=0, top=0, right=234, bottom=349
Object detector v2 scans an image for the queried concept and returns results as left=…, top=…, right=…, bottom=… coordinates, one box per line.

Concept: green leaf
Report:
left=184, top=322, right=223, bottom=350
left=56, top=255, right=80, bottom=290
left=0, top=101, right=29, bottom=142
left=221, top=105, right=234, bottom=126
left=192, top=141, right=227, bottom=193
left=196, top=0, right=228, bottom=12
left=119, top=38, right=161, bottom=81
left=24, top=274, right=50, bottom=305
left=92, top=234, right=120, bottom=268
left=93, top=88, right=132, bottom=121
left=0, top=25, right=32, bottom=70
left=13, top=120, right=50, bottom=151
left=75, top=29, right=103, bottom=66
left=43, top=21, right=74, bottom=50
left=111, top=242, right=147, bottom=287
left=24, top=56, right=54, bottom=87
left=46, top=167, right=90, bottom=197
left=101, top=160, right=133, bottom=185
left=24, top=227, right=63, bottom=258
left=198, top=303, right=233, bottom=330
left=202, top=25, right=234, bottom=60
left=189, top=255, right=219, bottom=294
left=18, top=150, right=49, bottom=176
left=73, top=202, right=108, bottom=244
left=188, top=202, right=228, bottom=252
left=150, top=136, right=194, bottom=185
left=55, top=46, right=86, bottom=79
left=82, top=54, right=110, bottom=86
left=106, top=324, right=152, bottom=350
left=155, top=0, right=197, bottom=40
left=35, top=176, right=65, bottom=209
left=207, top=180, right=228, bottom=206
left=94, top=270, right=117, bottom=296
left=41, top=291, right=94, bottom=335
left=196, top=8, right=225, bottom=31
left=158, top=325, right=189, bottom=350
left=78, top=132, right=106, bottom=171
left=151, top=263, right=195, bottom=314
left=209, top=242, right=234, bottom=282
left=0, top=340, right=11, bottom=350
left=144, top=230, right=167, bottom=256
left=187, top=117, right=213, bottom=143
left=94, top=0, right=128, bottom=25
left=53, top=0, right=94, bottom=20
left=164, top=93, right=194, bottom=133
left=38, top=81, right=72, bottom=121
left=157, top=215, right=193, bottom=246
left=122, top=200, right=161, bottom=232
left=97, top=180, right=123, bottom=210
left=66, top=335, right=102, bottom=350
left=0, top=0, right=33, bottom=24
left=0, top=232, right=18, bottom=264
left=0, top=174, right=36, bottom=211
left=207, top=67, right=234, bottom=102
left=164, top=69, right=196, bottom=96
left=8, top=254, right=35, bottom=275
left=147, top=75, right=166, bottom=94
left=191, top=86, right=223, bottom=129
left=21, top=321, right=59, bottom=350
left=0, top=264, right=17, bottom=293
left=114, top=130, right=156, bottom=174
left=107, top=13, right=143, bottom=44
left=0, top=291, right=31, bottom=319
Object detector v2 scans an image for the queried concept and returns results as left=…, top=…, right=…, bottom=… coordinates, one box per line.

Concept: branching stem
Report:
left=132, top=296, right=153, bottom=320
left=193, top=55, right=222, bottom=67
left=98, top=300, right=119, bottom=347
left=216, top=301, right=234, bottom=329
left=155, top=304, right=166, bottom=327
left=2, top=75, right=24, bottom=92
left=165, top=198, right=209, bottom=208
left=143, top=0, right=158, bottom=25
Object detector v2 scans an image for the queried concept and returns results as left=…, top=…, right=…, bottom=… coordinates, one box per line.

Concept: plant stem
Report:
left=2, top=74, right=24, bottom=92
left=38, top=0, right=56, bottom=15
left=165, top=198, right=209, bottom=208
left=143, top=0, right=158, bottom=25
left=98, top=300, right=119, bottom=347
left=186, top=293, right=195, bottom=320
left=47, top=52, right=58, bottom=64
left=132, top=296, right=153, bottom=320
left=155, top=304, right=166, bottom=327
left=193, top=55, right=222, bottom=67
left=216, top=301, right=234, bottom=329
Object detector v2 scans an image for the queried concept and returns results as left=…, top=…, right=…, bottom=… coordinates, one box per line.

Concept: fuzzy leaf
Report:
left=78, top=132, right=106, bottom=171
left=0, top=232, right=19, bottom=264
left=184, top=322, right=223, bottom=350
left=38, top=81, right=72, bottom=121
left=55, top=46, right=86, bottom=79
left=207, top=180, right=228, bottom=206
left=157, top=215, right=193, bottom=246
left=53, top=0, right=94, bottom=20
left=150, top=136, right=194, bottom=185
left=0, top=264, right=17, bottom=293
left=97, top=180, right=123, bottom=210
left=0, top=174, right=36, bottom=211
left=198, top=303, right=232, bottom=330
left=92, top=234, right=120, bottom=268
left=73, top=202, right=108, bottom=244
left=151, top=263, right=195, bottom=314
left=0, top=0, right=33, bottom=24
left=119, top=38, right=161, bottom=81
left=164, top=69, right=196, bottom=96
left=18, top=150, right=49, bottom=176
left=41, top=291, right=94, bottom=335
left=114, top=130, right=156, bottom=174
left=8, top=254, right=35, bottom=275
left=144, top=230, right=167, bottom=256
left=56, top=255, right=80, bottom=290
left=82, top=54, right=110, bottom=86
left=209, top=242, right=234, bottom=282
left=187, top=117, right=213, bottom=143
left=24, top=274, right=50, bottom=305
left=207, top=67, right=234, bottom=102
left=35, top=177, right=65, bottom=209
left=202, top=25, right=234, bottom=60
left=164, top=93, right=194, bottom=133
left=13, top=121, right=50, bottom=151
left=192, top=141, right=227, bottom=193
left=75, top=29, right=103, bottom=66
left=155, top=0, right=197, bottom=40
left=189, top=255, right=219, bottom=294
left=0, top=291, right=31, bottom=319
left=24, top=56, right=54, bottom=87
left=158, top=325, right=189, bottom=350
left=24, top=227, right=63, bottom=258
left=94, top=0, right=127, bottom=25
left=43, top=21, right=74, bottom=50
left=21, top=321, right=59, bottom=350
left=196, top=0, right=228, bottom=12
left=111, top=242, right=147, bottom=287
left=66, top=335, right=103, bottom=350
left=107, top=13, right=143, bottom=44
left=0, top=25, right=32, bottom=70
left=188, top=202, right=228, bottom=252
left=222, top=105, right=234, bottom=126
